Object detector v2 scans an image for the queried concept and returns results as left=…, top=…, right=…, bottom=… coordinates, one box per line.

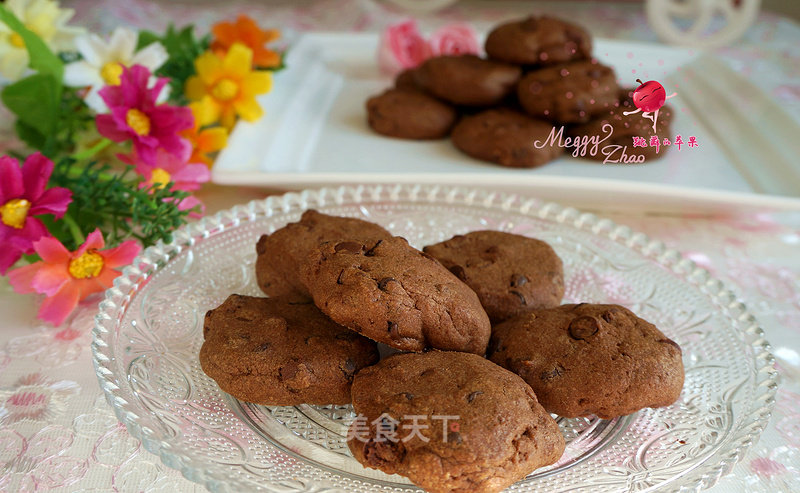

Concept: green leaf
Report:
left=136, top=30, right=160, bottom=50
left=0, top=5, right=64, bottom=86
left=1, top=73, right=60, bottom=137
left=138, top=23, right=209, bottom=105
left=14, top=120, right=47, bottom=150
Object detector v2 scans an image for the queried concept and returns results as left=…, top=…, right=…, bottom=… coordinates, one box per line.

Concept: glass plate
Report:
left=92, top=184, right=778, bottom=493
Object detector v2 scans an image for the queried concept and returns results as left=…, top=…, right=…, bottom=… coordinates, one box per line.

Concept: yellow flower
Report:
left=0, top=0, right=84, bottom=81
left=182, top=102, right=229, bottom=167
left=184, top=43, right=272, bottom=130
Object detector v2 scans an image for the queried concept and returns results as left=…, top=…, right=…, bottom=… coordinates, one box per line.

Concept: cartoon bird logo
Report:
left=623, top=78, right=677, bottom=132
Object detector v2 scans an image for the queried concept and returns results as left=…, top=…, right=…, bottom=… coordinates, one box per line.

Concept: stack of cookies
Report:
left=366, top=15, right=673, bottom=168
left=200, top=210, right=684, bottom=493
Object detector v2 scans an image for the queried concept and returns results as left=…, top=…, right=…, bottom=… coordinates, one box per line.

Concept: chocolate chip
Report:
left=509, top=290, right=527, bottom=305
left=235, top=313, right=257, bottom=322
left=510, top=274, right=528, bottom=287
left=254, top=342, right=271, bottom=352
left=600, top=309, right=619, bottom=323
left=279, top=361, right=313, bottom=390
left=447, top=432, right=462, bottom=444
left=340, top=358, right=356, bottom=379
left=378, top=277, right=396, bottom=291
left=387, top=321, right=398, bottom=333
left=466, top=391, right=483, bottom=403
left=569, top=316, right=600, bottom=340
left=337, top=270, right=346, bottom=285
left=540, top=365, right=564, bottom=382
left=448, top=265, right=467, bottom=281
left=401, top=392, right=414, bottom=400
left=364, top=240, right=383, bottom=256
left=334, top=241, right=362, bottom=254
left=420, top=368, right=435, bottom=377
left=659, top=338, right=683, bottom=354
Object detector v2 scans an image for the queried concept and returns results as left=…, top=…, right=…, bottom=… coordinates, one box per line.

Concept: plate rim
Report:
left=91, top=183, right=779, bottom=492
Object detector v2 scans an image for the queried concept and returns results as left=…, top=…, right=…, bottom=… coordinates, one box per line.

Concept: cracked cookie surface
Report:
left=299, top=236, right=491, bottom=354
left=488, top=303, right=684, bottom=419
left=423, top=231, right=564, bottom=323
left=348, top=351, right=565, bottom=493
left=255, top=210, right=391, bottom=300
left=199, top=294, right=379, bottom=405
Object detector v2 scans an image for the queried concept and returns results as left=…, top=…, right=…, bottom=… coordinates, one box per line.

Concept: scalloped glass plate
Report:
left=92, top=184, right=777, bottom=493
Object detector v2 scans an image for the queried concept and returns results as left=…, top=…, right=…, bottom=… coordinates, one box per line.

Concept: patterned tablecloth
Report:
left=1, top=1, right=799, bottom=492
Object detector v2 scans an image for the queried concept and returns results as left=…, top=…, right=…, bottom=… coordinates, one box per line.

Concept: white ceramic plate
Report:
left=211, top=33, right=800, bottom=213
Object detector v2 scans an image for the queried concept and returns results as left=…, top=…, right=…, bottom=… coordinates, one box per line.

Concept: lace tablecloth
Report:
left=1, top=1, right=800, bottom=491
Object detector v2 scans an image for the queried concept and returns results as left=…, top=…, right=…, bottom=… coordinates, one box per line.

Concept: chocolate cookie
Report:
left=423, top=231, right=564, bottom=323
left=451, top=108, right=563, bottom=168
left=518, top=61, right=619, bottom=124
left=394, top=68, right=420, bottom=91
left=367, top=88, right=458, bottom=140
left=414, top=55, right=522, bottom=107
left=568, top=88, right=674, bottom=162
left=488, top=304, right=684, bottom=419
left=485, top=16, right=592, bottom=65
left=299, top=236, right=491, bottom=354
left=348, top=351, right=565, bottom=493
left=199, top=295, right=379, bottom=405
left=255, top=210, right=391, bottom=300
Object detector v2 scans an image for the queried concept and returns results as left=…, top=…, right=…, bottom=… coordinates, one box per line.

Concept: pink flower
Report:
left=95, top=65, right=193, bottom=167
left=120, top=148, right=210, bottom=214
left=8, top=230, right=140, bottom=326
left=0, top=153, right=72, bottom=274
left=377, top=20, right=432, bottom=75
left=429, top=23, right=480, bottom=57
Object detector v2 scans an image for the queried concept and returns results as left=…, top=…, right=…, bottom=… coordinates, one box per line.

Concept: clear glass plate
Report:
left=92, top=184, right=778, bottom=493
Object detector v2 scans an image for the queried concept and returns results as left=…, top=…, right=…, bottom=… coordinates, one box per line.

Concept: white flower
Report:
left=0, top=0, right=84, bottom=81
left=64, top=26, right=168, bottom=112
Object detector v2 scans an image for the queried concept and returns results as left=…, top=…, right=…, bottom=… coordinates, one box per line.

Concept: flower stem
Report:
left=70, top=138, right=113, bottom=161
left=61, top=213, right=85, bottom=247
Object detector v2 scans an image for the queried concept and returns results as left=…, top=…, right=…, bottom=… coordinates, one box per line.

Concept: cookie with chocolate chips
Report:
left=299, top=236, right=491, bottom=354
left=199, top=295, right=379, bottom=405
left=568, top=88, right=674, bottom=162
left=394, top=68, right=421, bottom=91
left=485, top=16, right=592, bottom=66
left=450, top=108, right=564, bottom=168
left=255, top=210, right=391, bottom=300
left=413, top=54, right=522, bottom=107
left=367, top=88, right=458, bottom=140
left=348, top=351, right=565, bottom=493
left=488, top=303, right=684, bottom=419
left=517, top=60, right=619, bottom=124
left=423, top=231, right=564, bottom=323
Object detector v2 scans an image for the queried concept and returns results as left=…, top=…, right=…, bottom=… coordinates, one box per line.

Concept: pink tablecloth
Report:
left=1, top=1, right=799, bottom=491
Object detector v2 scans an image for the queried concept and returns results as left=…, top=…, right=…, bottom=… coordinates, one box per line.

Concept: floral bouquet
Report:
left=0, top=0, right=283, bottom=326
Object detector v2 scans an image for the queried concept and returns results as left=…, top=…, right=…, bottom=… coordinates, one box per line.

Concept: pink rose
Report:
left=429, top=23, right=480, bottom=56
left=377, top=20, right=432, bottom=75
